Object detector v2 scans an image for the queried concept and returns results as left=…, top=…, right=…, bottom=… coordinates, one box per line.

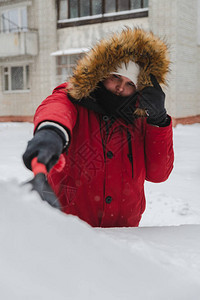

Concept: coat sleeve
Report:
left=144, top=117, right=174, bottom=183
left=33, top=83, right=78, bottom=140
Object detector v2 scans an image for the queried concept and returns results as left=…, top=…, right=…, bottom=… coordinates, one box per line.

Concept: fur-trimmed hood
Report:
left=68, top=28, right=170, bottom=101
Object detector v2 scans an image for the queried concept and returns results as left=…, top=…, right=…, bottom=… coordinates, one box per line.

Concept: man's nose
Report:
left=117, top=82, right=125, bottom=92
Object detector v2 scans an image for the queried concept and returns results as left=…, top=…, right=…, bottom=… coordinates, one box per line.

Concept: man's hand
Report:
left=139, top=74, right=168, bottom=126
left=23, top=127, right=65, bottom=172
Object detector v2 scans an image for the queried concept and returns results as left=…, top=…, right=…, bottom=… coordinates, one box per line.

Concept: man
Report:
left=23, top=28, right=174, bottom=227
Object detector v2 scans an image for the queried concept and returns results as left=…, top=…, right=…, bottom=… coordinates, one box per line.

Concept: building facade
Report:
left=0, top=0, right=199, bottom=124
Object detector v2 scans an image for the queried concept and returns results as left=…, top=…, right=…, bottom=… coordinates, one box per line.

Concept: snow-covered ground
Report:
left=1, top=122, right=199, bottom=226
left=0, top=122, right=200, bottom=299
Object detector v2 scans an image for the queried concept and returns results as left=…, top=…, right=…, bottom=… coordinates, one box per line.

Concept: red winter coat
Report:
left=34, top=83, right=174, bottom=227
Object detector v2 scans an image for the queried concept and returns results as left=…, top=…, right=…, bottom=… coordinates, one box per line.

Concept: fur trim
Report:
left=68, top=28, right=170, bottom=102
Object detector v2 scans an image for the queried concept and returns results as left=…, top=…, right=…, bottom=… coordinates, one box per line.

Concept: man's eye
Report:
left=113, top=74, right=121, bottom=79
left=128, top=82, right=135, bottom=87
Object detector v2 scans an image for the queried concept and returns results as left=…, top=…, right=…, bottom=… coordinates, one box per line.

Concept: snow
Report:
left=58, top=14, right=103, bottom=23
left=0, top=122, right=200, bottom=299
left=141, top=124, right=200, bottom=226
left=103, top=8, right=148, bottom=18
left=51, top=47, right=90, bottom=56
left=57, top=8, right=148, bottom=24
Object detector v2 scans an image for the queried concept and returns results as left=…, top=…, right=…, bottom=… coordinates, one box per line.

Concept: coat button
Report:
left=105, top=196, right=112, bottom=204
left=107, top=151, right=113, bottom=159
left=103, top=115, right=109, bottom=121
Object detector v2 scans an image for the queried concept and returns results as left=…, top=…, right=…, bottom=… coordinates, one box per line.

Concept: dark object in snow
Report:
left=25, top=157, right=61, bottom=210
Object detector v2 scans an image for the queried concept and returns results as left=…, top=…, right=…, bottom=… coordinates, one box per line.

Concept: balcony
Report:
left=0, top=30, right=38, bottom=58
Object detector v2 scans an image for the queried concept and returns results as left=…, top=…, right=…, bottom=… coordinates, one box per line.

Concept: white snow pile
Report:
left=0, top=122, right=200, bottom=299
left=0, top=181, right=200, bottom=300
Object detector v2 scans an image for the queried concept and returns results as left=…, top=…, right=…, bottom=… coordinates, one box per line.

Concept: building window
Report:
left=118, top=0, right=130, bottom=12
left=56, top=54, right=83, bottom=84
left=105, top=0, right=116, bottom=14
left=80, top=0, right=90, bottom=17
left=3, top=65, right=30, bottom=92
left=1, top=7, right=27, bottom=33
left=58, top=0, right=148, bottom=20
left=92, top=0, right=102, bottom=15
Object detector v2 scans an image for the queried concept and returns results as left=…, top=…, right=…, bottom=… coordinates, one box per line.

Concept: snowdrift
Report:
left=0, top=181, right=200, bottom=300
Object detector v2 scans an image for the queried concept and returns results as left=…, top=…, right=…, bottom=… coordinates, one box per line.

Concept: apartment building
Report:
left=0, top=0, right=199, bottom=124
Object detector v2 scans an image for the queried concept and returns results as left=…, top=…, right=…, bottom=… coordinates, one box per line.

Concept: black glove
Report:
left=23, top=127, right=65, bottom=172
left=139, top=74, right=168, bottom=126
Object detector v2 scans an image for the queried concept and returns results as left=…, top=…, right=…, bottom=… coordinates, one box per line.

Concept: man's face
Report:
left=103, top=74, right=137, bottom=97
